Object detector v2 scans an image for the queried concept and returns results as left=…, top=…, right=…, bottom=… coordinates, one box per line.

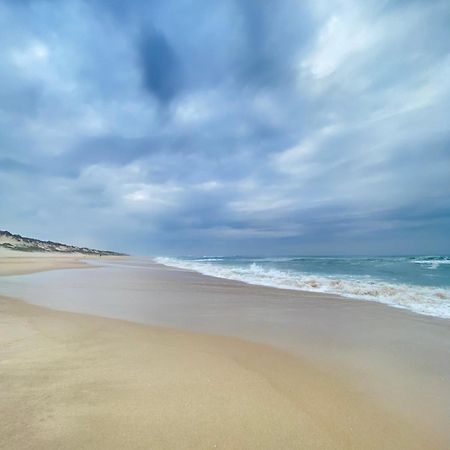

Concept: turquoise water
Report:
left=156, top=256, right=450, bottom=318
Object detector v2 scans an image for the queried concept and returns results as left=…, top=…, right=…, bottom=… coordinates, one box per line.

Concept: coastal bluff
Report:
left=0, top=230, right=125, bottom=256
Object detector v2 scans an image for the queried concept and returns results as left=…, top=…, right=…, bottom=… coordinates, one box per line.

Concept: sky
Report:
left=0, top=0, right=449, bottom=256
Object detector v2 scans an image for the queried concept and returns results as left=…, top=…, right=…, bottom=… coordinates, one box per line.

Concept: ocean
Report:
left=155, top=256, right=450, bottom=319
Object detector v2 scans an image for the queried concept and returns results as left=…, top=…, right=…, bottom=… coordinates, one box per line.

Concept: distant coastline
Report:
left=0, top=229, right=126, bottom=256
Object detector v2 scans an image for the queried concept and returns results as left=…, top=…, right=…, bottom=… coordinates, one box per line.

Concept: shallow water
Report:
left=156, top=256, right=450, bottom=318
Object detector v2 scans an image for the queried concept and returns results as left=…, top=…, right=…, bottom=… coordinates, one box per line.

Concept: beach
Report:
left=1, top=253, right=449, bottom=449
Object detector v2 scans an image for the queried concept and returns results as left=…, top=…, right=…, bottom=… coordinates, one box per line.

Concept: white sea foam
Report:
left=410, top=257, right=450, bottom=269
left=155, top=257, right=450, bottom=319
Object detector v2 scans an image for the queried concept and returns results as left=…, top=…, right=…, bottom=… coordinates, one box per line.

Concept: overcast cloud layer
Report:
left=1, top=0, right=449, bottom=255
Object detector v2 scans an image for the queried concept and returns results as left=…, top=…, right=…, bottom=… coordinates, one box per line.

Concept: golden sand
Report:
left=0, top=255, right=448, bottom=449
left=0, top=249, right=89, bottom=276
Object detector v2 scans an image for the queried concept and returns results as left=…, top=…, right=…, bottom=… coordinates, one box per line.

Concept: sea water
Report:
left=155, top=256, right=450, bottom=319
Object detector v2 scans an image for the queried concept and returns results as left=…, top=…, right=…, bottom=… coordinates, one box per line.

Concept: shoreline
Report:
left=1, top=253, right=449, bottom=448
left=153, top=258, right=450, bottom=322
left=154, top=257, right=450, bottom=320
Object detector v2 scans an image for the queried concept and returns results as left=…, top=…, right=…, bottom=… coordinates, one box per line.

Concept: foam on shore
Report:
left=156, top=257, right=450, bottom=319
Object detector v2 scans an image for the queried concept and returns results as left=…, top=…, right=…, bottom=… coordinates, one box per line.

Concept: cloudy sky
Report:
left=1, top=0, right=449, bottom=255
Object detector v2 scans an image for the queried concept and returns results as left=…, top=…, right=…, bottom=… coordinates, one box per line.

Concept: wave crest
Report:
left=155, top=257, right=450, bottom=319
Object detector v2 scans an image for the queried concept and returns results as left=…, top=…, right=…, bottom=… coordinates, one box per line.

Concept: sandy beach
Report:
left=0, top=249, right=90, bottom=276
left=3, top=0, right=449, bottom=447
left=1, top=253, right=449, bottom=449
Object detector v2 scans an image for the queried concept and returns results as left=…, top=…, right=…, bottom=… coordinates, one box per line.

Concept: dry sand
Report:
left=0, top=248, right=91, bottom=276
left=0, top=254, right=449, bottom=449
left=0, top=248, right=128, bottom=276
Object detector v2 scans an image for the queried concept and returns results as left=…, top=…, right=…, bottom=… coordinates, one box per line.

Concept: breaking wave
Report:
left=155, top=257, right=450, bottom=319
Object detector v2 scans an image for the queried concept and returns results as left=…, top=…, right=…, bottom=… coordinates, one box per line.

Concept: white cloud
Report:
left=173, top=92, right=214, bottom=124
left=123, top=183, right=183, bottom=211
left=78, top=163, right=184, bottom=214
left=10, top=40, right=49, bottom=68
left=274, top=125, right=339, bottom=176
left=301, top=11, right=375, bottom=79
left=195, top=180, right=222, bottom=191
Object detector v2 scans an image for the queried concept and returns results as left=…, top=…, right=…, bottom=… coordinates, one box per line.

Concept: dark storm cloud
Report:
left=139, top=29, right=182, bottom=104
left=234, top=0, right=312, bottom=87
left=0, top=0, right=449, bottom=254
